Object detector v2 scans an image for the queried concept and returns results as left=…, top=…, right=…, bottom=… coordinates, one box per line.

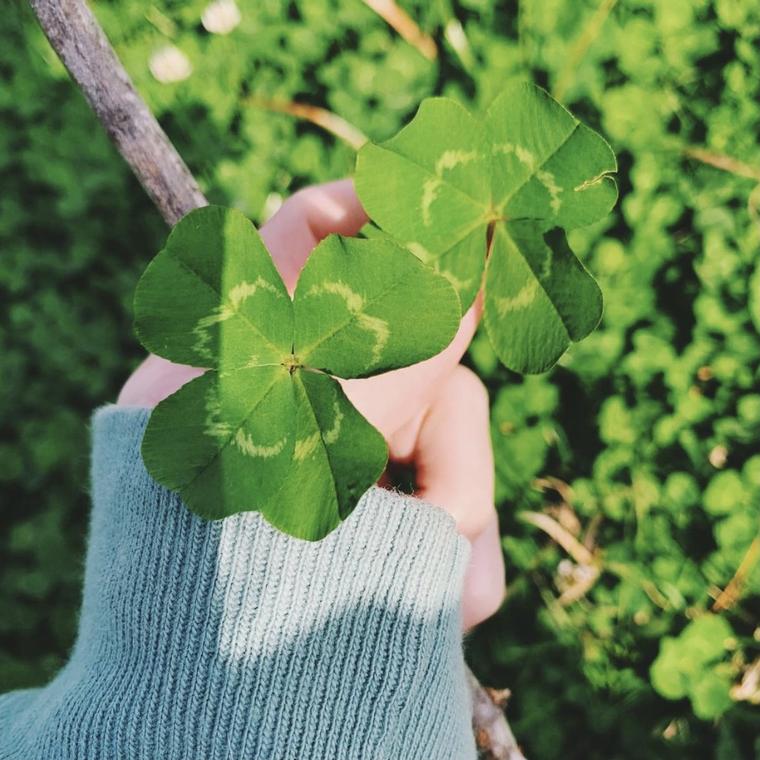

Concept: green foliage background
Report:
left=1, top=0, right=759, bottom=756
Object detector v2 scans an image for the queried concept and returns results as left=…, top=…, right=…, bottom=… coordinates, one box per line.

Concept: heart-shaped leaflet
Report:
left=134, top=205, right=460, bottom=540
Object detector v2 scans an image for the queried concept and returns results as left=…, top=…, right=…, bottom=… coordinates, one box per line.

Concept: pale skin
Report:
left=118, top=179, right=506, bottom=630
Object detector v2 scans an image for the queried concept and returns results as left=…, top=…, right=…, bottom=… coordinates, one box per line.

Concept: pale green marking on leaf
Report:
left=198, top=369, right=291, bottom=462
left=516, top=146, right=536, bottom=167
left=437, top=268, right=474, bottom=294
left=495, top=280, right=540, bottom=316
left=293, top=432, right=319, bottom=462
left=233, top=428, right=287, bottom=459
left=536, top=169, right=562, bottom=212
left=295, top=235, right=460, bottom=379
left=229, top=277, right=282, bottom=306
left=421, top=177, right=442, bottom=226
left=204, top=384, right=232, bottom=439
left=539, top=244, right=553, bottom=279
left=306, top=280, right=390, bottom=364
left=574, top=171, right=613, bottom=192
left=484, top=224, right=603, bottom=373
left=141, top=367, right=296, bottom=524
left=322, top=399, right=344, bottom=444
left=421, top=149, right=480, bottom=225
left=192, top=276, right=284, bottom=363
left=261, top=372, right=387, bottom=538
left=492, top=142, right=514, bottom=156
left=294, top=398, right=345, bottom=460
left=492, top=142, right=536, bottom=169
left=356, top=313, right=390, bottom=364
left=406, top=241, right=435, bottom=263
left=134, top=206, right=294, bottom=370
left=308, top=280, right=366, bottom=312
left=193, top=313, right=224, bottom=363
left=437, top=149, right=478, bottom=172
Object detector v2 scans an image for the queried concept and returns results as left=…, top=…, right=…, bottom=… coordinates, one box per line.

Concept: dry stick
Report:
left=682, top=145, right=760, bottom=182
left=361, top=0, right=437, bottom=61
left=468, top=671, right=527, bottom=760
left=29, top=1, right=519, bottom=757
left=518, top=511, right=600, bottom=606
left=681, top=145, right=760, bottom=222
left=518, top=511, right=595, bottom=567
left=245, top=96, right=368, bottom=151
left=28, top=0, right=206, bottom=227
left=712, top=534, right=760, bottom=613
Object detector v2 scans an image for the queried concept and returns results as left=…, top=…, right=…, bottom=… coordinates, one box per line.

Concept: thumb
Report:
left=405, top=365, right=506, bottom=628
left=259, top=179, right=367, bottom=292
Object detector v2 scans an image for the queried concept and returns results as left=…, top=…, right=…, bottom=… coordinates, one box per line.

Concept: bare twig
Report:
left=520, top=510, right=602, bottom=606
left=682, top=146, right=760, bottom=182
left=713, top=535, right=760, bottom=612
left=468, top=671, right=527, bottom=760
left=681, top=146, right=760, bottom=221
left=361, top=0, right=437, bottom=61
left=534, top=476, right=575, bottom=506
left=29, top=0, right=206, bottom=226
left=245, top=96, right=367, bottom=150
left=518, top=510, right=596, bottom=567
left=28, top=0, right=519, bottom=754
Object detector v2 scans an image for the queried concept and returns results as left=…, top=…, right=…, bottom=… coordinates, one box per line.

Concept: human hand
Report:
left=118, top=179, right=505, bottom=629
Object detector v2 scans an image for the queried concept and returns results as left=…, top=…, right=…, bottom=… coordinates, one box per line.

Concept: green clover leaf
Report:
left=650, top=615, right=735, bottom=720
left=355, top=82, right=618, bottom=373
left=134, top=205, right=460, bottom=540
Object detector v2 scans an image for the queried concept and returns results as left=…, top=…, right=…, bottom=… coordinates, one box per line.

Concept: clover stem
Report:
left=486, top=218, right=501, bottom=258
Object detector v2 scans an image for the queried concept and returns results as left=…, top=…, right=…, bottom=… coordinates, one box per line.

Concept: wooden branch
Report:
left=468, top=671, right=527, bottom=759
left=29, top=0, right=206, bottom=226
left=28, top=0, right=522, bottom=756
left=361, top=0, right=437, bottom=61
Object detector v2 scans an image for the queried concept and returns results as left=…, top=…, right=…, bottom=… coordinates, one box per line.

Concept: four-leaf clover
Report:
left=134, top=205, right=460, bottom=539
left=355, top=82, right=618, bottom=373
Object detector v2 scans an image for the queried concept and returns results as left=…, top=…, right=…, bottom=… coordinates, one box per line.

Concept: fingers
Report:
left=410, top=365, right=495, bottom=539
left=402, top=364, right=505, bottom=629
left=117, top=354, right=203, bottom=407
left=260, top=179, right=368, bottom=291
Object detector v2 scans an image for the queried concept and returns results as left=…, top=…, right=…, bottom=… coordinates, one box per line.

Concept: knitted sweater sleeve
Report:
left=0, top=405, right=477, bottom=760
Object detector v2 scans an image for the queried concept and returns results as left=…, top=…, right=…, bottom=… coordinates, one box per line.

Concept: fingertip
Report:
left=299, top=178, right=368, bottom=239
left=259, top=179, right=369, bottom=292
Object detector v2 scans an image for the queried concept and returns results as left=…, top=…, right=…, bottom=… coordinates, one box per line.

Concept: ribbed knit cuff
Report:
left=0, top=405, right=476, bottom=760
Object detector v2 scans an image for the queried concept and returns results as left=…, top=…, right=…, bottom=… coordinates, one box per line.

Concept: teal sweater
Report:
left=0, top=406, right=477, bottom=759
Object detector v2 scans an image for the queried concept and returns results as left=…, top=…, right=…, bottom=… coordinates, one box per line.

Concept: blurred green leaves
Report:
left=651, top=615, right=735, bottom=719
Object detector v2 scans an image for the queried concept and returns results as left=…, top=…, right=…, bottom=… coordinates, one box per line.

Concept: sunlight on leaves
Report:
left=134, top=206, right=460, bottom=539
